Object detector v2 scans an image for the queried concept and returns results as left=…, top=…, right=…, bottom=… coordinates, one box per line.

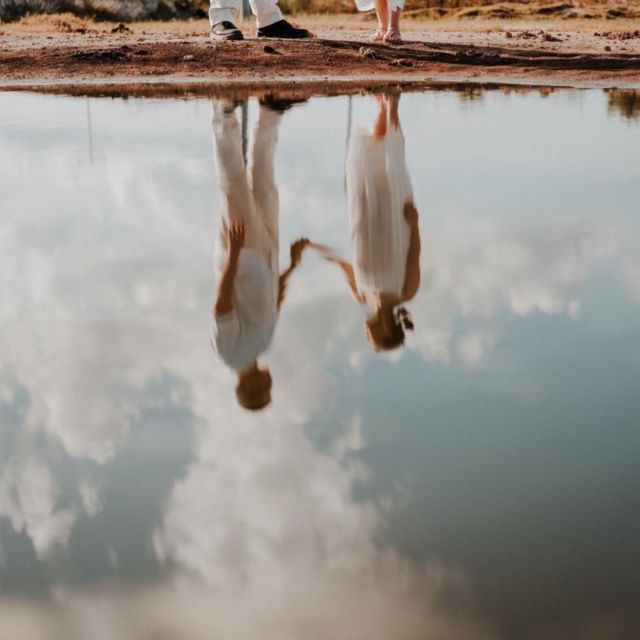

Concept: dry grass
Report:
left=0, top=0, right=209, bottom=22
left=284, top=0, right=640, bottom=20
left=3, top=0, right=640, bottom=23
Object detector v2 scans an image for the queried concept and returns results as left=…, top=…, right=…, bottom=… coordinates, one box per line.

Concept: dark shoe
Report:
left=210, top=21, right=244, bottom=41
left=257, top=19, right=310, bottom=39
left=259, top=94, right=309, bottom=113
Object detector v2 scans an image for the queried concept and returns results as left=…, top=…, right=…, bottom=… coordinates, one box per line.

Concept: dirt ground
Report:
left=1, top=15, right=640, bottom=92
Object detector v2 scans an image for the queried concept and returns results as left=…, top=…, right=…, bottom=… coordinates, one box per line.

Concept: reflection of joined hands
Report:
left=290, top=237, right=310, bottom=266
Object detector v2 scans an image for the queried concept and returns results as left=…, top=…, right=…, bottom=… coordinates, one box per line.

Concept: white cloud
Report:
left=457, top=329, right=497, bottom=364
left=0, top=457, right=75, bottom=560
left=78, top=481, right=101, bottom=518
left=409, top=218, right=618, bottom=364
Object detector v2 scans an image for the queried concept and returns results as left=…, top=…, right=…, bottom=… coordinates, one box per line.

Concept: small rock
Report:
left=605, top=45, right=611, bottom=51
left=263, top=45, right=279, bottom=54
left=183, top=54, right=195, bottom=61
left=389, top=58, right=412, bottom=67
left=505, top=31, right=513, bottom=39
left=542, top=33, right=562, bottom=42
left=359, top=47, right=377, bottom=59
left=111, top=23, right=131, bottom=34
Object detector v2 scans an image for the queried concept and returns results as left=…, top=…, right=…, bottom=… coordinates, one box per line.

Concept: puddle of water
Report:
left=1, top=87, right=640, bottom=639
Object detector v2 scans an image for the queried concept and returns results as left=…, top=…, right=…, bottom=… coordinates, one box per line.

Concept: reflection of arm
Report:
left=278, top=239, right=310, bottom=312
left=214, top=252, right=240, bottom=317
left=335, top=260, right=362, bottom=303
left=309, top=242, right=363, bottom=304
left=401, top=202, right=421, bottom=302
left=277, top=262, right=296, bottom=312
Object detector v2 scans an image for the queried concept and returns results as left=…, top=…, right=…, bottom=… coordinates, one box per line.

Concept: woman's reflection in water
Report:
left=314, top=92, right=421, bottom=351
left=210, top=98, right=309, bottom=410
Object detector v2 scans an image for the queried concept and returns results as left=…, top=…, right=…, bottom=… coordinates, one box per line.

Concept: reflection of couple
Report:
left=211, top=94, right=420, bottom=410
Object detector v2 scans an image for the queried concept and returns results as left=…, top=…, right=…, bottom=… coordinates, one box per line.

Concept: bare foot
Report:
left=370, top=26, right=385, bottom=42
left=384, top=29, right=403, bottom=45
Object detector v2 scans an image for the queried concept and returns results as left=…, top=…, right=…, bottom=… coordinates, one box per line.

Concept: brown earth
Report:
left=1, top=16, right=640, bottom=92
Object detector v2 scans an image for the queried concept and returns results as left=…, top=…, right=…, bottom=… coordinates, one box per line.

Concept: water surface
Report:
left=1, top=87, right=640, bottom=639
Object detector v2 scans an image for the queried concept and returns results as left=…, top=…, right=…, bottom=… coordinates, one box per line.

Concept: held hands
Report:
left=290, top=237, right=310, bottom=266
left=404, top=201, right=419, bottom=226
left=228, top=221, right=245, bottom=259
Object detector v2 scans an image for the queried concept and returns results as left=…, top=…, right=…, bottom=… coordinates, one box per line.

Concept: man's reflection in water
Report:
left=314, top=92, right=421, bottom=351
left=210, top=98, right=309, bottom=410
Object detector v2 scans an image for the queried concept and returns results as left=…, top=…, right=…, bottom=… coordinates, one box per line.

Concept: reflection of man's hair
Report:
left=235, top=370, right=273, bottom=411
left=366, top=305, right=414, bottom=352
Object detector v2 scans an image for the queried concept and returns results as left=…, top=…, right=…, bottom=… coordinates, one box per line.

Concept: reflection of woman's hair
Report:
left=366, top=305, right=414, bottom=352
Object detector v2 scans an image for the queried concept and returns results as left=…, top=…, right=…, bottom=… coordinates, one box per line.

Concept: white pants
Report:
left=209, top=0, right=282, bottom=28
left=212, top=100, right=280, bottom=258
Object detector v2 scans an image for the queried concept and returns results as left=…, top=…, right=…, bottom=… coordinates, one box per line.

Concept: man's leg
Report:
left=209, top=0, right=244, bottom=40
left=252, top=0, right=310, bottom=38
left=248, top=0, right=282, bottom=30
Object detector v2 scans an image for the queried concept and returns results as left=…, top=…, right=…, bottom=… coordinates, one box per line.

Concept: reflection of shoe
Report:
left=220, top=99, right=245, bottom=114
left=257, top=19, right=310, bottom=39
left=210, top=21, right=244, bottom=41
left=259, top=94, right=308, bottom=112
left=384, top=29, right=403, bottom=45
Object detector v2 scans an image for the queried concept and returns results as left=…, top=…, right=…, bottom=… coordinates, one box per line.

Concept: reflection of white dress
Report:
left=346, top=126, right=413, bottom=299
left=354, top=0, right=404, bottom=12
left=210, top=102, right=280, bottom=372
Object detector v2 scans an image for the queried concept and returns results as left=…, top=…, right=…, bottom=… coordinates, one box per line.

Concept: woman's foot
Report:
left=384, top=28, right=403, bottom=45
left=370, top=26, right=386, bottom=42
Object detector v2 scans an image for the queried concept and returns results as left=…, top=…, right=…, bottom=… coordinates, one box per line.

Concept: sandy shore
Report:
left=1, top=16, right=640, bottom=92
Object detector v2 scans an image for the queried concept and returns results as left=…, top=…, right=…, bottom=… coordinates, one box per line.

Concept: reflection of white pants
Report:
left=212, top=100, right=280, bottom=258
left=209, top=0, right=282, bottom=28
